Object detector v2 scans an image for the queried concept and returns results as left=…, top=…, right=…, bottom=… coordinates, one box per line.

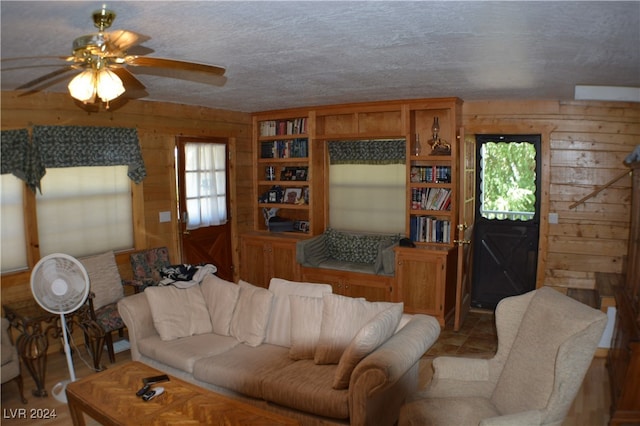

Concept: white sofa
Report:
left=118, top=276, right=440, bottom=425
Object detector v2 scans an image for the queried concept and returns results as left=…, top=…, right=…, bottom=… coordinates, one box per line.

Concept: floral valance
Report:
left=1, top=126, right=146, bottom=192
left=327, top=139, right=405, bottom=165
left=1, top=129, right=44, bottom=189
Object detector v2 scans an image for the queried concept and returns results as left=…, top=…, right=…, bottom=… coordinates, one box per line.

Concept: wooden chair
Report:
left=81, top=251, right=127, bottom=365
left=399, top=287, right=607, bottom=426
left=1, top=317, right=27, bottom=403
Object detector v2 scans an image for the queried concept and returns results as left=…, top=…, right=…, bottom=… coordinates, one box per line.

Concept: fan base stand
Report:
left=52, top=380, right=72, bottom=403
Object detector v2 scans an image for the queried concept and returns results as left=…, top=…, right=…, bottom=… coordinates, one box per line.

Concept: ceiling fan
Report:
left=5, top=5, right=226, bottom=111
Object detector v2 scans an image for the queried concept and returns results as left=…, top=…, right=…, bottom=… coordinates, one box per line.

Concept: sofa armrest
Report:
left=348, top=314, right=440, bottom=426
left=296, top=234, right=328, bottom=267
left=420, top=355, right=495, bottom=399
left=117, top=292, right=158, bottom=361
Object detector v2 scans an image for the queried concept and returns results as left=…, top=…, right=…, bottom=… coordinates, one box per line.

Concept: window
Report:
left=1, top=174, right=28, bottom=272
left=184, top=143, right=227, bottom=229
left=36, top=166, right=133, bottom=257
left=479, top=141, right=537, bottom=221
left=329, top=163, right=405, bottom=233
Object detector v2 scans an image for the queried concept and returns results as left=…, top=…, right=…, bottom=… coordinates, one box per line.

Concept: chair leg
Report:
left=104, top=332, right=116, bottom=364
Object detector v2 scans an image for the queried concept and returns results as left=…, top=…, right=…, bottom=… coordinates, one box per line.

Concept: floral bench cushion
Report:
left=325, top=228, right=399, bottom=265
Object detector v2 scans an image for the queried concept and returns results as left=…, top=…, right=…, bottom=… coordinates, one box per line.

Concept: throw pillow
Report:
left=80, top=251, right=123, bottom=310
left=200, top=274, right=240, bottom=336
left=144, top=285, right=213, bottom=341
left=229, top=280, right=273, bottom=347
left=265, top=278, right=332, bottom=347
left=288, top=295, right=324, bottom=360
left=332, top=304, right=403, bottom=389
left=314, top=293, right=403, bottom=364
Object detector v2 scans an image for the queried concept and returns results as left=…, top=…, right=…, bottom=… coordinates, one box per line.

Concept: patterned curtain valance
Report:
left=327, top=139, right=406, bottom=165
left=1, top=129, right=45, bottom=190
left=33, top=125, right=146, bottom=184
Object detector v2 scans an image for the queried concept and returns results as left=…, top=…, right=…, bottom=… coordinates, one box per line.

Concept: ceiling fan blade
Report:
left=125, top=56, right=226, bottom=77
left=2, top=56, right=70, bottom=63
left=125, top=57, right=227, bottom=87
left=15, top=66, right=78, bottom=90
left=106, top=30, right=151, bottom=53
left=111, top=67, right=146, bottom=90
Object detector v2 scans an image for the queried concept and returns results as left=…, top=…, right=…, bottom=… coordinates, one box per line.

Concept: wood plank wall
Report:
left=463, top=100, right=639, bottom=290
left=0, top=91, right=253, bottom=318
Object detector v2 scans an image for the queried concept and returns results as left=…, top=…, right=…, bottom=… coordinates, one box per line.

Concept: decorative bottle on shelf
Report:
left=414, top=134, right=421, bottom=156
left=429, top=117, right=440, bottom=149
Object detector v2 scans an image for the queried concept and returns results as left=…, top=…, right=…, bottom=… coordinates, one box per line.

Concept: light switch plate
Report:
left=159, top=211, right=172, bottom=223
left=548, top=212, right=559, bottom=224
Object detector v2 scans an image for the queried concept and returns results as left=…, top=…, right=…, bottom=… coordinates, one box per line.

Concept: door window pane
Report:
left=480, top=142, right=536, bottom=221
left=184, top=143, right=227, bottom=229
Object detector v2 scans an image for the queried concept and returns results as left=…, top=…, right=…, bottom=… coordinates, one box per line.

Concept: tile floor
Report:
left=426, top=309, right=498, bottom=358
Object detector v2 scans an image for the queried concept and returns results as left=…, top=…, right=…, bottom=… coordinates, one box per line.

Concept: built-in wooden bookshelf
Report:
left=407, top=101, right=461, bottom=247
left=252, top=113, right=324, bottom=236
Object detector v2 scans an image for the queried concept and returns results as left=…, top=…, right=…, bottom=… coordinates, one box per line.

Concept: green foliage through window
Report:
left=480, top=142, right=536, bottom=220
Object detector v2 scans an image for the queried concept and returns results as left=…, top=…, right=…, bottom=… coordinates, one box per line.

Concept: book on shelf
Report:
left=260, top=139, right=308, bottom=159
left=409, top=166, right=451, bottom=183
left=411, top=187, right=452, bottom=210
left=259, top=118, right=308, bottom=137
left=410, top=216, right=451, bottom=243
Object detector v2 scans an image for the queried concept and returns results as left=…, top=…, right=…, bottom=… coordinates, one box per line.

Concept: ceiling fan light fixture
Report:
left=68, top=69, right=97, bottom=102
left=96, top=68, right=125, bottom=102
left=68, top=67, right=125, bottom=105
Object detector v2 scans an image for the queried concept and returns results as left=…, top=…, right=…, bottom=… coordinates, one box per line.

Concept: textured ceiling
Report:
left=1, top=1, right=639, bottom=113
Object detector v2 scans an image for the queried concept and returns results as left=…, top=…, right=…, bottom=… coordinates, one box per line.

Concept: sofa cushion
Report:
left=265, top=278, right=332, bottom=347
left=289, top=295, right=325, bottom=360
left=261, top=359, right=349, bottom=420
left=80, top=251, right=123, bottom=310
left=314, top=293, right=403, bottom=364
left=333, top=303, right=403, bottom=389
left=193, top=343, right=294, bottom=399
left=144, top=285, right=212, bottom=341
left=229, top=280, right=273, bottom=347
left=200, top=274, right=239, bottom=336
left=138, top=333, right=239, bottom=373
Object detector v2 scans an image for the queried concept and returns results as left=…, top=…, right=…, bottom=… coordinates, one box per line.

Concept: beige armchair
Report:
left=399, top=286, right=607, bottom=426
left=1, top=317, right=27, bottom=403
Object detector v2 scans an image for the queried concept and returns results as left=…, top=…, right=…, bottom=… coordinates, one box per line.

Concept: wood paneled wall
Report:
left=463, top=100, right=639, bottom=290
left=1, top=91, right=253, bottom=309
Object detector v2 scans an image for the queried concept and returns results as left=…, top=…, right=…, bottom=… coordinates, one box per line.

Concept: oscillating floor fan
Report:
left=30, top=253, right=90, bottom=403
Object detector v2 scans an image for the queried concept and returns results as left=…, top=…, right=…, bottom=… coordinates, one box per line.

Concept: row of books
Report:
left=261, top=139, right=308, bottom=159
left=410, top=166, right=451, bottom=183
left=411, top=188, right=451, bottom=211
left=410, top=216, right=451, bottom=243
left=259, top=118, right=308, bottom=136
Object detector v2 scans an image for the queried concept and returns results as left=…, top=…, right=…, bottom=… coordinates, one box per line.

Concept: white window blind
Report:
left=329, top=163, right=406, bottom=233
left=1, top=174, right=28, bottom=273
left=185, top=143, right=227, bottom=229
left=36, top=166, right=133, bottom=257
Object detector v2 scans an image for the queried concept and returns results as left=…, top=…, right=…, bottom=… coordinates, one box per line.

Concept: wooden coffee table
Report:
left=66, top=361, right=300, bottom=425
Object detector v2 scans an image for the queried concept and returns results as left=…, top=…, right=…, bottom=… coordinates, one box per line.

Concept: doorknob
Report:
left=457, top=223, right=468, bottom=231
left=453, top=239, right=470, bottom=246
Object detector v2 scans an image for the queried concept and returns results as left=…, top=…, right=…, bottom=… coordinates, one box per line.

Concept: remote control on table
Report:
left=142, top=386, right=164, bottom=402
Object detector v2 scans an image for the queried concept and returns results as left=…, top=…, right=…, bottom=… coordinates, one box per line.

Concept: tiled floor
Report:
left=426, top=309, right=498, bottom=358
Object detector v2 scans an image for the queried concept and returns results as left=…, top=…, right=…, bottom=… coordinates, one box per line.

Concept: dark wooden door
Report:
left=471, top=135, right=541, bottom=309
left=176, top=137, right=233, bottom=281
